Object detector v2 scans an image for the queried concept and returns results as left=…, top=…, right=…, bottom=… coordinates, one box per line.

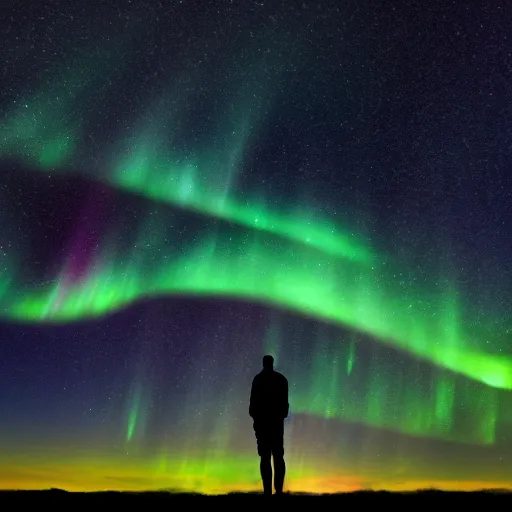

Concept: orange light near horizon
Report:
left=3, top=456, right=509, bottom=495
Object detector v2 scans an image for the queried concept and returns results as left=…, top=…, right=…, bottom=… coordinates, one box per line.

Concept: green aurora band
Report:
left=0, top=25, right=511, bottom=458
left=260, top=313, right=503, bottom=444
left=1, top=207, right=511, bottom=393
left=119, top=310, right=506, bottom=447
left=0, top=21, right=371, bottom=264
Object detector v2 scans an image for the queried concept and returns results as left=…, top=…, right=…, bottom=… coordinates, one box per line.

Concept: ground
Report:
left=1, top=489, right=511, bottom=504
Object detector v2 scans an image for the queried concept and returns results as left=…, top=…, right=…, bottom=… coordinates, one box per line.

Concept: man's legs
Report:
left=272, top=420, right=285, bottom=495
left=260, top=451, right=272, bottom=496
left=273, top=453, right=285, bottom=494
left=255, top=421, right=272, bottom=495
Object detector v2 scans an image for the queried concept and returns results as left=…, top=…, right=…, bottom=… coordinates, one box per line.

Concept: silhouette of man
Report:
left=249, top=354, right=289, bottom=496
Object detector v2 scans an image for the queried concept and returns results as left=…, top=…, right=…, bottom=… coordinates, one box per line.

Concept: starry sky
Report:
left=1, top=0, right=512, bottom=494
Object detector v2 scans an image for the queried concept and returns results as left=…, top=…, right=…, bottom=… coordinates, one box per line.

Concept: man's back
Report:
left=249, top=369, right=289, bottom=421
left=250, top=355, right=289, bottom=496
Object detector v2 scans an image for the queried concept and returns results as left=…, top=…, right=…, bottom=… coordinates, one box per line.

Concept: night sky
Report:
left=1, top=0, right=512, bottom=494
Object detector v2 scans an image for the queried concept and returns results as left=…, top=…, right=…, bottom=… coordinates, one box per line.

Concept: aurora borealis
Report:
left=1, top=0, right=512, bottom=495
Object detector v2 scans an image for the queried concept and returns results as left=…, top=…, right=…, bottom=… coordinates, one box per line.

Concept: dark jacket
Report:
left=249, top=369, right=289, bottom=420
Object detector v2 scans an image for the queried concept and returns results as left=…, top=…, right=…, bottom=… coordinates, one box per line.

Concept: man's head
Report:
left=262, top=354, right=274, bottom=370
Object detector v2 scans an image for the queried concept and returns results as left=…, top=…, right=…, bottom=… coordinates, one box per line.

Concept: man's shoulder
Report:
left=273, top=371, right=288, bottom=383
left=253, top=370, right=288, bottom=382
left=253, top=372, right=264, bottom=383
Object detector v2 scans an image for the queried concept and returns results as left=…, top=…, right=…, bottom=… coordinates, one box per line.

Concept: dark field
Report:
left=1, top=489, right=511, bottom=504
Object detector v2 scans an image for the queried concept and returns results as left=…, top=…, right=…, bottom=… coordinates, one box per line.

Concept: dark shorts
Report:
left=253, top=419, right=284, bottom=457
